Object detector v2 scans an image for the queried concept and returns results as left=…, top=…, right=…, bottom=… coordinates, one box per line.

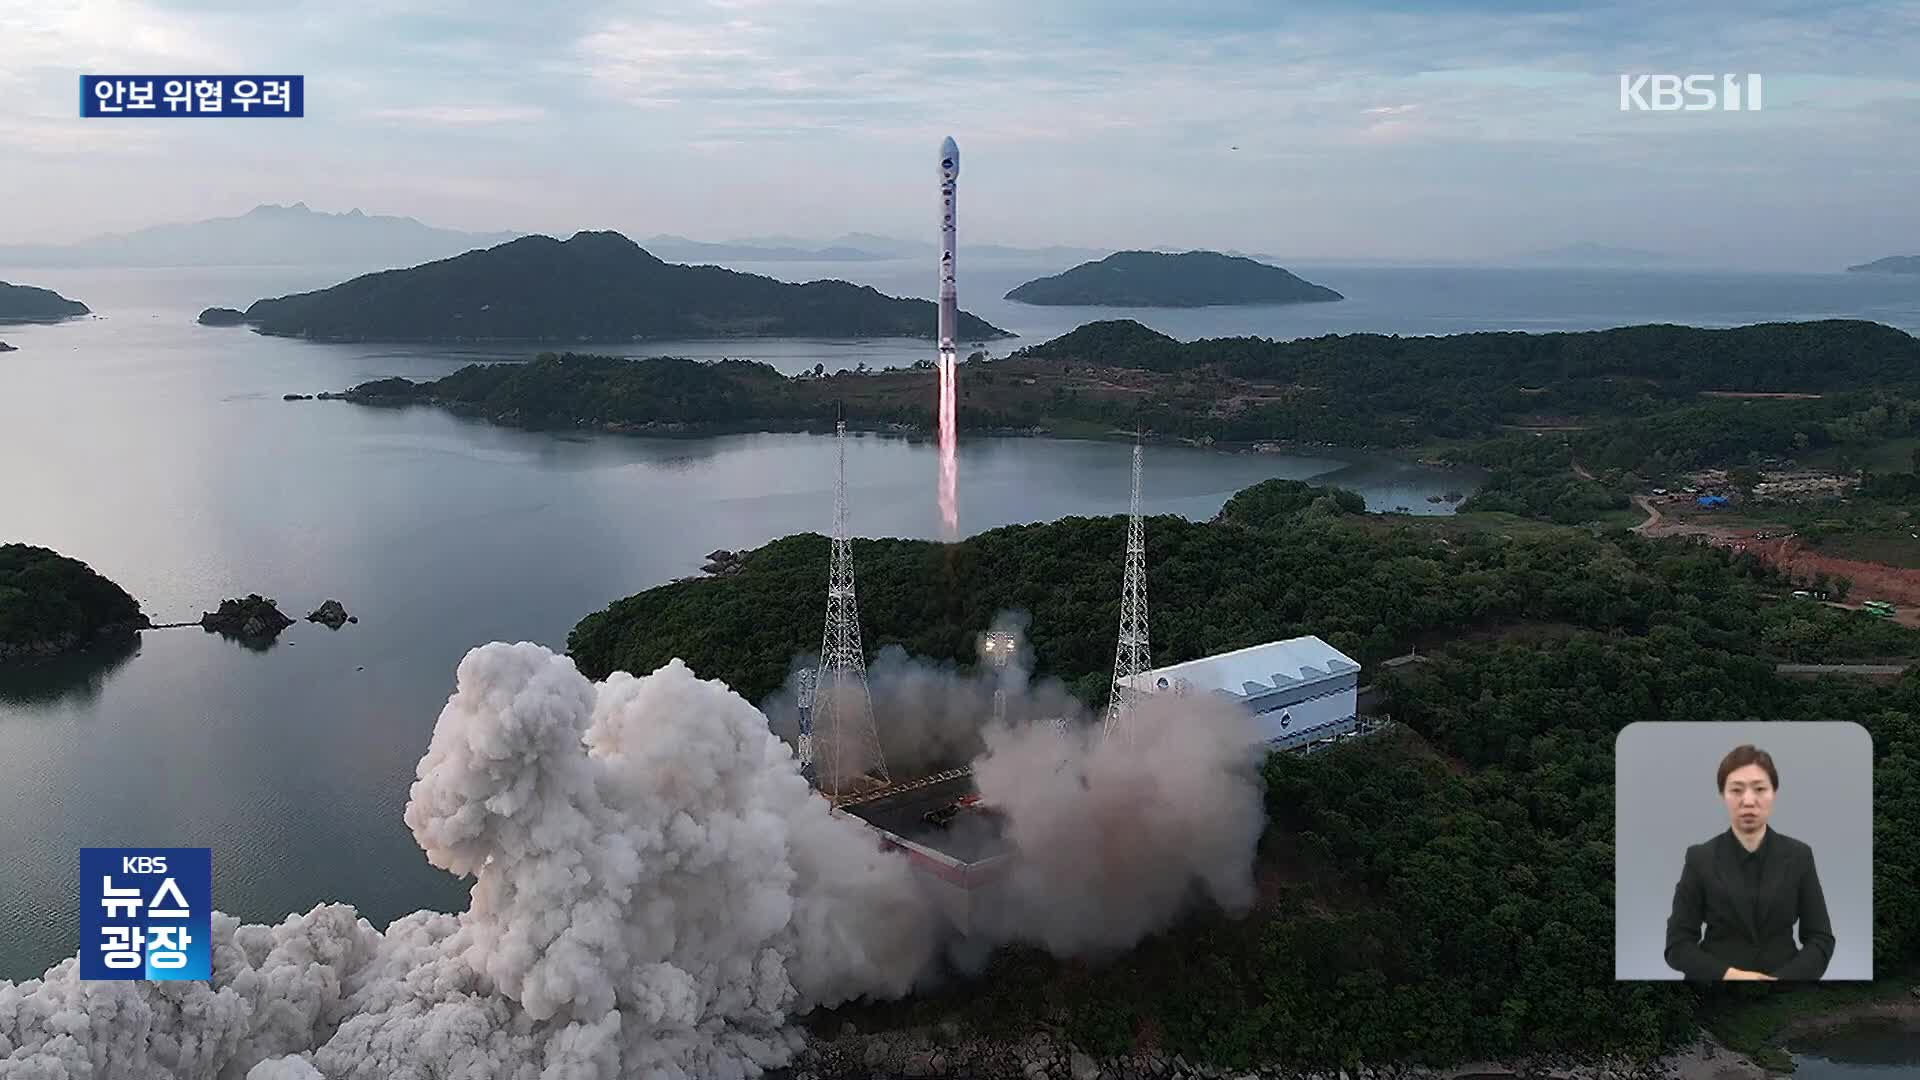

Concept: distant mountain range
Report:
left=235, top=230, right=1013, bottom=343
left=0, top=203, right=520, bottom=269
left=1005, top=251, right=1343, bottom=307
left=0, top=205, right=1123, bottom=269
left=642, top=232, right=1108, bottom=264
left=1846, top=255, right=1920, bottom=275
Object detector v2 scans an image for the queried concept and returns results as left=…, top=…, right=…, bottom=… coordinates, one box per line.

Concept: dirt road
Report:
left=1628, top=496, right=1920, bottom=618
left=1631, top=494, right=1660, bottom=534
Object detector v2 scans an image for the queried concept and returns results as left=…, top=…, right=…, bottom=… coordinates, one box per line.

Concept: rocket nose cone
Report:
left=940, top=136, right=959, bottom=176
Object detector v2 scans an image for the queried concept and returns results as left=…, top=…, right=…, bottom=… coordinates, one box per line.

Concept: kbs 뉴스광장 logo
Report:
left=79, top=848, right=212, bottom=980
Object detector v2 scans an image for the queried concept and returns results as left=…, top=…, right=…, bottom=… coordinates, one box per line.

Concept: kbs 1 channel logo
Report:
left=1619, top=73, right=1763, bottom=112
left=80, top=848, right=212, bottom=980
left=81, top=75, right=303, bottom=117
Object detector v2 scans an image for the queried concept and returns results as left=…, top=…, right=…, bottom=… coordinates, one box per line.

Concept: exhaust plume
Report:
left=0, top=643, right=935, bottom=1079
left=0, top=627, right=1270, bottom=1077
left=971, top=694, right=1268, bottom=955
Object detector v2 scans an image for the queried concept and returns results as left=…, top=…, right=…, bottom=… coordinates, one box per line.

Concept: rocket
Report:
left=938, top=135, right=959, bottom=365
left=934, top=136, right=962, bottom=534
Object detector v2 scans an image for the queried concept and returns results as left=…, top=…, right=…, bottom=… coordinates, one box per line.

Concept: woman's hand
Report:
left=1724, top=968, right=1777, bottom=980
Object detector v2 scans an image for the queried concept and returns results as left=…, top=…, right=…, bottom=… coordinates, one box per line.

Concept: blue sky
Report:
left=1, top=0, right=1916, bottom=266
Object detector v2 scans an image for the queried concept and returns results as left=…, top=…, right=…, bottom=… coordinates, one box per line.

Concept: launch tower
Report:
left=1103, top=437, right=1151, bottom=741
left=814, top=418, right=890, bottom=802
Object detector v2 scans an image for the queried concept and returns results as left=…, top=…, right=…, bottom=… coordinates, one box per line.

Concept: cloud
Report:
left=0, top=0, right=232, bottom=85
left=4, top=0, right=1918, bottom=259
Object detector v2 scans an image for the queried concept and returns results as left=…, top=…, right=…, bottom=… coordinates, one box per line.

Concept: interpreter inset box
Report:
left=1614, top=721, right=1872, bottom=981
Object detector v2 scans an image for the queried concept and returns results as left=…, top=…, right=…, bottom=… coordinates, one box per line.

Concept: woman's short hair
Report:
left=1717, top=744, right=1779, bottom=791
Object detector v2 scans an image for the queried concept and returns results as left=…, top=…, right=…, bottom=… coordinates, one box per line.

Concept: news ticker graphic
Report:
left=81, top=76, right=303, bottom=117
left=80, top=848, right=212, bottom=980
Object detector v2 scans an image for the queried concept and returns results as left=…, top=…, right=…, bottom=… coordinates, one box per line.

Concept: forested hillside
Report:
left=569, top=479, right=1919, bottom=1069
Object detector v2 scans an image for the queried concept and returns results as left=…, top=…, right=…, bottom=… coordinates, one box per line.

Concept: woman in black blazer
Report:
left=1664, top=744, right=1835, bottom=981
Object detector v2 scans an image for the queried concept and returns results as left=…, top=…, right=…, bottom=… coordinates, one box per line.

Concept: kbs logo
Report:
left=1619, top=74, right=1763, bottom=111
left=80, top=847, right=212, bottom=980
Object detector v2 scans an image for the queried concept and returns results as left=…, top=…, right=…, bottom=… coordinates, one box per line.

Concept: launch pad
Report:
left=834, top=766, right=1013, bottom=935
left=840, top=769, right=1005, bottom=856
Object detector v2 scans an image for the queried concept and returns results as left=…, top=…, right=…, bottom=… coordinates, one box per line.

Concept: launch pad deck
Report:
left=840, top=771, right=1011, bottom=865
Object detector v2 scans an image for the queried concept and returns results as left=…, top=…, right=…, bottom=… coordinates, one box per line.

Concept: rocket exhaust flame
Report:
left=937, top=136, right=960, bottom=538
left=939, top=351, right=957, bottom=536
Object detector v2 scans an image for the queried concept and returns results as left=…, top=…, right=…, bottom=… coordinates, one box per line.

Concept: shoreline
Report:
left=313, top=391, right=1465, bottom=463
left=783, top=979, right=1920, bottom=1080
left=1775, top=992, right=1920, bottom=1040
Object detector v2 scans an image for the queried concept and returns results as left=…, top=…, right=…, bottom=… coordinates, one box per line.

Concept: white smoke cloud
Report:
left=0, top=642, right=936, bottom=1080
left=761, top=614, right=1269, bottom=958
left=971, top=695, right=1269, bottom=956
left=0, top=631, right=1272, bottom=1079
left=760, top=611, right=1088, bottom=779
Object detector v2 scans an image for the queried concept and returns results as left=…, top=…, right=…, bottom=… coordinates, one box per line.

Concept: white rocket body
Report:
left=938, top=136, right=959, bottom=362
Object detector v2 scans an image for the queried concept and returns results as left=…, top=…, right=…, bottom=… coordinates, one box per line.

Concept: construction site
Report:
left=796, top=421, right=1383, bottom=933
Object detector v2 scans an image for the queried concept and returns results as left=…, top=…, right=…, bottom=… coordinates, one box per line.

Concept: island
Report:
left=199, top=594, right=295, bottom=642
left=0, top=341, right=14, bottom=353
left=0, top=282, right=89, bottom=323
left=197, top=306, right=248, bottom=326
left=1004, top=250, right=1343, bottom=307
left=321, top=315, right=1920, bottom=573
left=0, top=544, right=150, bottom=661
left=307, top=599, right=356, bottom=628
left=323, top=317, right=1908, bottom=444
left=1846, top=255, right=1920, bottom=274
left=237, top=231, right=1013, bottom=343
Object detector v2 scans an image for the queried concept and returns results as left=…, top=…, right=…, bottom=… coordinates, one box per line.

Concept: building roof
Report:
left=1132, top=635, right=1360, bottom=700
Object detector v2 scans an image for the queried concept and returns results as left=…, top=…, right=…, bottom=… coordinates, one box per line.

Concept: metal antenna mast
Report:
left=1103, top=435, right=1151, bottom=741
left=815, top=418, right=888, bottom=801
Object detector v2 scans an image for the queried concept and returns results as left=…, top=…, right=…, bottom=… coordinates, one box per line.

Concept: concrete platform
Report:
left=840, top=771, right=1011, bottom=864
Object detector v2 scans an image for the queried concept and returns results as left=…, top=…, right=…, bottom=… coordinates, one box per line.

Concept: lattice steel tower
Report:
left=1103, top=436, right=1151, bottom=740
left=814, top=419, right=889, bottom=800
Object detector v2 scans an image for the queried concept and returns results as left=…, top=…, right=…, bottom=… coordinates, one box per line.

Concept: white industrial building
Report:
left=1133, top=635, right=1362, bottom=749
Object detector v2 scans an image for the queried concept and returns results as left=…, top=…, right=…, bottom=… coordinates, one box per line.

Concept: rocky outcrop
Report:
left=306, top=599, right=355, bottom=629
left=702, top=549, right=745, bottom=576
left=0, top=341, right=15, bottom=352
left=197, top=307, right=247, bottom=326
left=283, top=393, right=314, bottom=401
left=200, top=595, right=295, bottom=641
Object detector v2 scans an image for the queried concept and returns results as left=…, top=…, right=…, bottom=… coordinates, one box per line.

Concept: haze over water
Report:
left=0, top=258, right=1913, bottom=981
